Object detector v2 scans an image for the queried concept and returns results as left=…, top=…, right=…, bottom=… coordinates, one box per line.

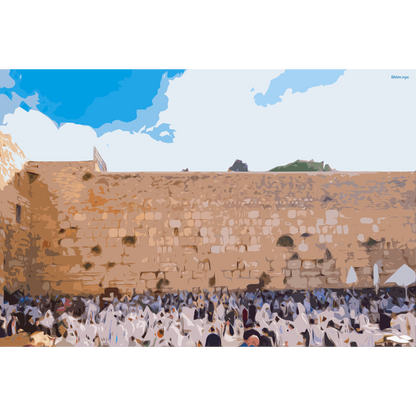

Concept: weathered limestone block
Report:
left=326, top=276, right=342, bottom=285
left=232, top=270, right=241, bottom=279
left=191, top=212, right=200, bottom=220
left=247, top=244, right=261, bottom=252
left=287, top=260, right=302, bottom=270
left=286, top=275, right=307, bottom=289
left=302, top=271, right=322, bottom=278
left=135, top=280, right=146, bottom=293
left=192, top=271, right=206, bottom=280
left=160, top=262, right=179, bottom=272
left=141, top=272, right=157, bottom=280
left=179, top=237, right=195, bottom=246
left=322, top=260, right=336, bottom=270
left=291, top=269, right=301, bottom=279
left=308, top=276, right=327, bottom=289
left=146, top=280, right=158, bottom=289
left=302, top=260, right=315, bottom=269
left=201, top=212, right=213, bottom=220
left=165, top=271, right=181, bottom=281
left=321, top=269, right=341, bottom=277
left=181, top=271, right=193, bottom=279
left=74, top=213, right=86, bottom=222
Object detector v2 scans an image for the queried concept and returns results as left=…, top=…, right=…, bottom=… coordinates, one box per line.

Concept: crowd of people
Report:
left=1, top=286, right=415, bottom=347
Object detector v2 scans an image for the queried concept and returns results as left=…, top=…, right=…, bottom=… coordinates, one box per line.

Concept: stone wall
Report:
left=1, top=159, right=414, bottom=297
left=0, top=132, right=33, bottom=292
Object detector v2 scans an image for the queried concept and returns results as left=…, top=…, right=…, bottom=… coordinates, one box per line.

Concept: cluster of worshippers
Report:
left=0, top=287, right=415, bottom=347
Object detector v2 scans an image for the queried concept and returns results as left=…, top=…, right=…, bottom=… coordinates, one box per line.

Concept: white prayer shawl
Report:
left=121, top=319, right=135, bottom=339
left=334, top=305, right=349, bottom=321
left=85, top=302, right=100, bottom=323
left=360, top=330, right=375, bottom=347
left=325, top=327, right=344, bottom=347
left=348, top=297, right=360, bottom=316
left=166, top=325, right=186, bottom=347
left=391, top=313, right=415, bottom=345
left=357, top=314, right=370, bottom=330
left=310, top=325, right=323, bottom=347
left=84, top=323, right=98, bottom=342
left=181, top=314, right=195, bottom=333
left=294, top=313, right=309, bottom=334
left=180, top=306, right=194, bottom=321
left=222, top=330, right=242, bottom=347
left=40, top=309, right=55, bottom=329
left=234, top=319, right=245, bottom=337
left=216, top=304, right=225, bottom=321
left=133, top=319, right=148, bottom=340
left=281, top=327, right=303, bottom=347
left=296, top=302, right=306, bottom=316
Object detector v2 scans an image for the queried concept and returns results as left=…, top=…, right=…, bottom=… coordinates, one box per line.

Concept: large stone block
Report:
left=201, top=212, right=213, bottom=220
left=169, top=220, right=181, bottom=228
left=193, top=271, right=206, bottom=280
left=287, top=260, right=302, bottom=270
left=308, top=276, right=327, bottom=289
left=160, top=262, right=179, bottom=272
left=286, top=275, right=307, bottom=289
left=181, top=271, right=193, bottom=280
left=141, top=272, right=157, bottom=280
left=146, top=280, right=158, bottom=289
left=165, top=271, right=181, bottom=282
left=302, top=260, right=316, bottom=269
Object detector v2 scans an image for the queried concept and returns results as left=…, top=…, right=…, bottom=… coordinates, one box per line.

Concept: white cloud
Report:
left=155, top=69, right=416, bottom=172
left=1, top=70, right=415, bottom=173
left=1, top=108, right=97, bottom=162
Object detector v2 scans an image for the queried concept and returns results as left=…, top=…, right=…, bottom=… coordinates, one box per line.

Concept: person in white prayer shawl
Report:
left=282, top=322, right=303, bottom=348
left=216, top=303, right=226, bottom=322
left=165, top=323, right=188, bottom=347
left=334, top=299, right=349, bottom=321
left=349, top=325, right=374, bottom=347
left=390, top=313, right=415, bottom=345
left=221, top=321, right=240, bottom=348
left=348, top=296, right=360, bottom=317
left=308, top=311, right=323, bottom=347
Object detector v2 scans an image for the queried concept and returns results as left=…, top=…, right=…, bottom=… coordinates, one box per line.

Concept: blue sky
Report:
left=254, top=69, right=346, bottom=106
left=0, top=69, right=184, bottom=141
left=0, top=69, right=415, bottom=172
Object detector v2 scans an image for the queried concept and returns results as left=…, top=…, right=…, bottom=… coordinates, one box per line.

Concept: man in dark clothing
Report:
left=262, top=328, right=276, bottom=346
left=207, top=301, right=215, bottom=323
left=21, top=314, right=38, bottom=334
left=379, top=313, right=391, bottom=330
left=323, top=332, right=336, bottom=347
left=301, top=329, right=311, bottom=347
left=243, top=328, right=261, bottom=341
left=248, top=304, right=257, bottom=324
left=205, top=333, right=222, bottom=347
left=193, top=307, right=206, bottom=320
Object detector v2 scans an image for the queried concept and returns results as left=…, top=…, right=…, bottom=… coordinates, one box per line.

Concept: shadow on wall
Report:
left=0, top=166, right=83, bottom=297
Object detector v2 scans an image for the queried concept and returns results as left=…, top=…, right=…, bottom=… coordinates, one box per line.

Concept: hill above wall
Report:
left=269, top=159, right=333, bottom=172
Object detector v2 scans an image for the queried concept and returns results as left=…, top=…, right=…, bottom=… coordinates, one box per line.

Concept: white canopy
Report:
left=373, top=264, right=380, bottom=287
left=346, top=266, right=358, bottom=284
left=385, top=264, right=416, bottom=287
